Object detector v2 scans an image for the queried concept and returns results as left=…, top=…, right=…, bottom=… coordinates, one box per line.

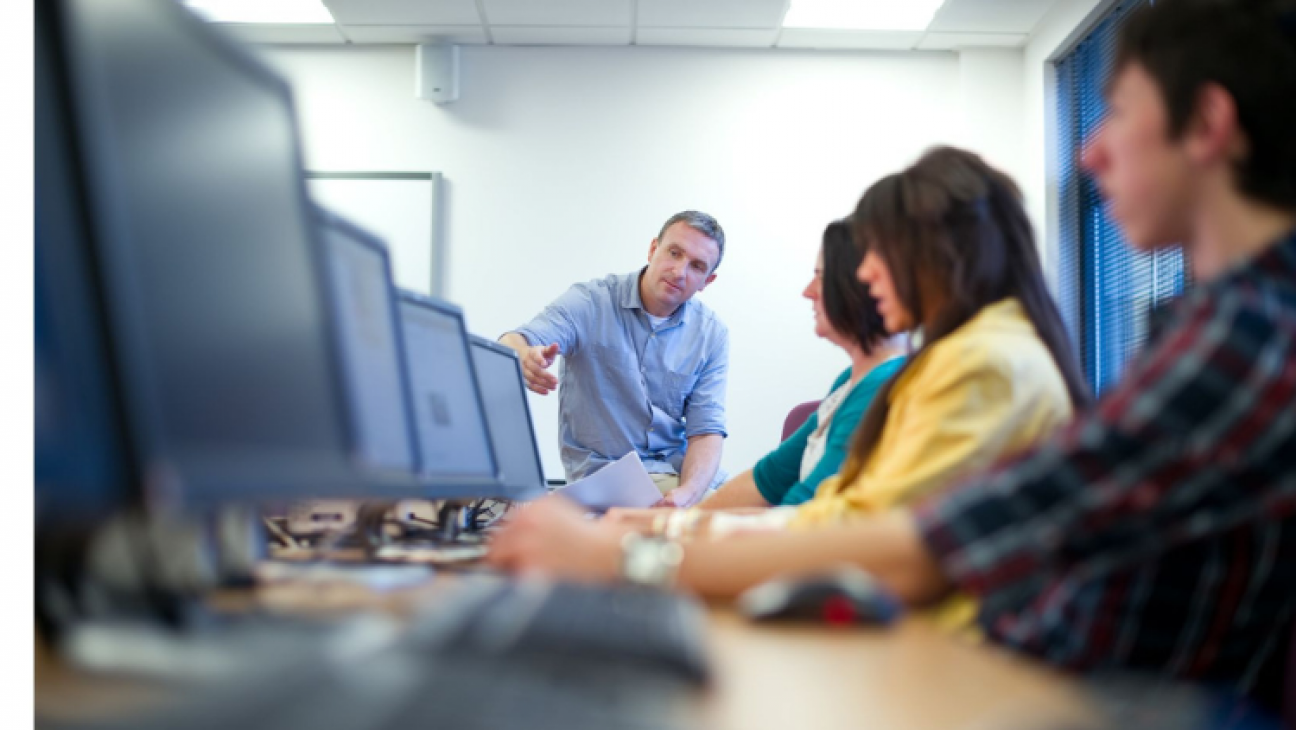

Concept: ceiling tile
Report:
left=219, top=23, right=347, bottom=44
left=916, top=31, right=1026, bottom=49
left=635, top=27, right=778, bottom=47
left=776, top=29, right=922, bottom=50
left=927, top=0, right=1057, bottom=34
left=637, top=0, right=787, bottom=29
left=482, top=0, right=631, bottom=27
left=339, top=25, right=489, bottom=44
left=324, top=0, right=481, bottom=26
left=490, top=26, right=633, bottom=45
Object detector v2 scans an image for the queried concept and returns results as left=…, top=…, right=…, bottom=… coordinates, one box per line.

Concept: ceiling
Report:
left=223, top=0, right=1061, bottom=51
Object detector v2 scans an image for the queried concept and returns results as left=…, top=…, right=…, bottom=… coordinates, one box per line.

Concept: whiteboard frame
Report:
left=305, top=171, right=445, bottom=297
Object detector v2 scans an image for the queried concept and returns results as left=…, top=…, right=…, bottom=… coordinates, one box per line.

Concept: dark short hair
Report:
left=1114, top=0, right=1296, bottom=209
left=820, top=219, right=888, bottom=354
left=656, top=211, right=726, bottom=272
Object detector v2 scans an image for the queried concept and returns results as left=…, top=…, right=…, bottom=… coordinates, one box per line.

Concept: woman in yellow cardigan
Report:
left=489, top=146, right=1090, bottom=591
left=605, top=146, right=1090, bottom=541
left=792, top=147, right=1087, bottom=530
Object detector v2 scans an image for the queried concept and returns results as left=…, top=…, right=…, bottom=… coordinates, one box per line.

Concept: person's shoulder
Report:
left=829, top=366, right=852, bottom=392
left=868, top=356, right=906, bottom=381
left=921, top=324, right=996, bottom=372
left=1159, top=270, right=1296, bottom=356
left=1219, top=260, right=1296, bottom=321
left=904, top=317, right=1040, bottom=397
left=577, top=272, right=627, bottom=294
left=684, top=297, right=728, bottom=334
left=562, top=272, right=625, bottom=306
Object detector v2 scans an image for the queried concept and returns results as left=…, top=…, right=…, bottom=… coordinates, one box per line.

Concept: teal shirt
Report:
left=753, top=358, right=904, bottom=506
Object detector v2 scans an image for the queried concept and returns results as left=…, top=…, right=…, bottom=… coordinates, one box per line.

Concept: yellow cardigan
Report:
left=789, top=299, right=1074, bottom=633
left=792, top=298, right=1075, bottom=528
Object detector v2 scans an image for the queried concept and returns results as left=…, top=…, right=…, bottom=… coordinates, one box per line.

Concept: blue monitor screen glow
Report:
left=397, top=294, right=499, bottom=490
left=36, top=0, right=133, bottom=526
left=57, top=0, right=360, bottom=506
left=318, top=212, right=418, bottom=475
left=468, top=337, right=546, bottom=500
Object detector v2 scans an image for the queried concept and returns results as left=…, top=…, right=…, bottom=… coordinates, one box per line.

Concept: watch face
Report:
left=626, top=542, right=661, bottom=583
left=624, top=538, right=682, bottom=587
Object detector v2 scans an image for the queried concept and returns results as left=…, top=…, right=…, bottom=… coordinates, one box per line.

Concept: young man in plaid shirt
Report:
left=490, top=0, right=1296, bottom=711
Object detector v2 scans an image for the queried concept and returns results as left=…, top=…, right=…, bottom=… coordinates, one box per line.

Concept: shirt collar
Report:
left=621, top=267, right=689, bottom=326
left=1151, top=228, right=1296, bottom=340
left=1243, top=226, right=1296, bottom=286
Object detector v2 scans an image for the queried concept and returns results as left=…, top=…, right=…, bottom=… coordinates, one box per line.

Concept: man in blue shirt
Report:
left=500, top=211, right=729, bottom=507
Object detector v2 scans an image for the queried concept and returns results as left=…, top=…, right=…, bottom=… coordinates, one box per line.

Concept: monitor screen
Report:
left=396, top=294, right=499, bottom=490
left=318, top=211, right=418, bottom=474
left=468, top=337, right=546, bottom=500
left=36, top=0, right=134, bottom=526
left=57, top=0, right=359, bottom=505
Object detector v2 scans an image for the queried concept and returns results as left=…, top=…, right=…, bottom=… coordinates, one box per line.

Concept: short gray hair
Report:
left=656, top=210, right=726, bottom=273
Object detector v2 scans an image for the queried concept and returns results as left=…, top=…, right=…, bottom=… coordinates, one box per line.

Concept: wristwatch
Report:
left=620, top=533, right=685, bottom=588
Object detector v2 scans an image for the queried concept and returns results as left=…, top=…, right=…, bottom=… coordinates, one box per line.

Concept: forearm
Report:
left=678, top=433, right=724, bottom=495
left=498, top=332, right=530, bottom=355
left=696, top=469, right=769, bottom=510
left=676, top=510, right=952, bottom=604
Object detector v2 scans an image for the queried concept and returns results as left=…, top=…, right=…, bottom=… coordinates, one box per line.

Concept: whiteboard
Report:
left=306, top=172, right=444, bottom=296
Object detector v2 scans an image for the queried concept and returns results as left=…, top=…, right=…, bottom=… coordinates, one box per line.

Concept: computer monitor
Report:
left=315, top=209, right=420, bottom=476
left=396, top=293, right=502, bottom=497
left=52, top=0, right=364, bottom=508
left=467, top=337, right=548, bottom=501
left=35, top=0, right=135, bottom=528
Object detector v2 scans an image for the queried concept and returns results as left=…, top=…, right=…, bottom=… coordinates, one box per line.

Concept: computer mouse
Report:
left=736, top=566, right=903, bottom=626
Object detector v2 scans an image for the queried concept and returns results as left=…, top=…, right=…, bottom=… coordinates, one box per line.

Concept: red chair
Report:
left=781, top=401, right=821, bottom=442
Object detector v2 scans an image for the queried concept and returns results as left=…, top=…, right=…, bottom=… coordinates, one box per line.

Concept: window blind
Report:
left=1055, top=0, right=1187, bottom=395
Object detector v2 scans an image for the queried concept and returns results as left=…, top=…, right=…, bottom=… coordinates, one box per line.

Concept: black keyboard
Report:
left=410, top=575, right=712, bottom=685
left=50, top=649, right=696, bottom=730
left=43, top=578, right=710, bottom=730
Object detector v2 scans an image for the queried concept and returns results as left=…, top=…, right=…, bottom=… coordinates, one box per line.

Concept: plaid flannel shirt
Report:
left=917, top=230, right=1296, bottom=707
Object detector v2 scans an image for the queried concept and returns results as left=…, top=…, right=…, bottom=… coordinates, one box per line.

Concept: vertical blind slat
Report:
left=1053, top=0, right=1187, bottom=395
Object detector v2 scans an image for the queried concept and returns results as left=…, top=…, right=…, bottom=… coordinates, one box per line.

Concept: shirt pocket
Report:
left=661, top=370, right=699, bottom=419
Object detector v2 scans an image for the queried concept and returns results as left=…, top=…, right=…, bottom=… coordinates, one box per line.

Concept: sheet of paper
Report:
left=559, top=451, right=663, bottom=510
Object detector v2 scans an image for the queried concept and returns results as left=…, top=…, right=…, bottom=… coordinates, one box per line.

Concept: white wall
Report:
left=263, top=43, right=1027, bottom=481
left=957, top=49, right=1027, bottom=194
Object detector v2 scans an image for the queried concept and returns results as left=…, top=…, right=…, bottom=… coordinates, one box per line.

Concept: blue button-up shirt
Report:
left=514, top=269, right=729, bottom=481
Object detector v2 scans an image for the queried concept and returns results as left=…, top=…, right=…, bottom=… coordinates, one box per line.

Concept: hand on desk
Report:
left=604, top=506, right=714, bottom=539
left=488, top=495, right=628, bottom=582
left=603, top=507, right=665, bottom=533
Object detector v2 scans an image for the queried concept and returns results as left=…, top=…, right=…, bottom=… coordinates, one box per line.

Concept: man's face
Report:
left=1082, top=62, right=1195, bottom=251
left=643, top=222, right=719, bottom=313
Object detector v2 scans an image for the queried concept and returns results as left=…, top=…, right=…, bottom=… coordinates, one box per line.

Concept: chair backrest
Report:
left=781, top=401, right=821, bottom=442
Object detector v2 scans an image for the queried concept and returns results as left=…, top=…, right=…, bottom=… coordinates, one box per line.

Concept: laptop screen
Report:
left=469, top=338, right=546, bottom=499
left=318, top=213, right=418, bottom=474
left=397, top=295, right=498, bottom=486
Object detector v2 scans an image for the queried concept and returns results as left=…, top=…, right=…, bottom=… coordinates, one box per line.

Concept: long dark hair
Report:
left=838, top=146, right=1090, bottom=486
left=821, top=219, right=888, bottom=354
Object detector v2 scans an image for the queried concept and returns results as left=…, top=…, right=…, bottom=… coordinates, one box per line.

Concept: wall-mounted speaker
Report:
left=415, top=44, right=459, bottom=104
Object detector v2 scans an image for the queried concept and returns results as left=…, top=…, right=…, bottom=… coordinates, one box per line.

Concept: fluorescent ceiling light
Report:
left=183, top=0, right=335, bottom=24
left=782, top=0, right=948, bottom=31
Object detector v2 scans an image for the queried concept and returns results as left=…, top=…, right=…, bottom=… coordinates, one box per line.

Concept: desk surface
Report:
left=36, top=569, right=1097, bottom=730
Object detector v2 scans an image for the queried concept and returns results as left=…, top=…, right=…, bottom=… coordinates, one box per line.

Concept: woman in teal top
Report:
left=752, top=358, right=903, bottom=505
left=654, top=219, right=905, bottom=512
